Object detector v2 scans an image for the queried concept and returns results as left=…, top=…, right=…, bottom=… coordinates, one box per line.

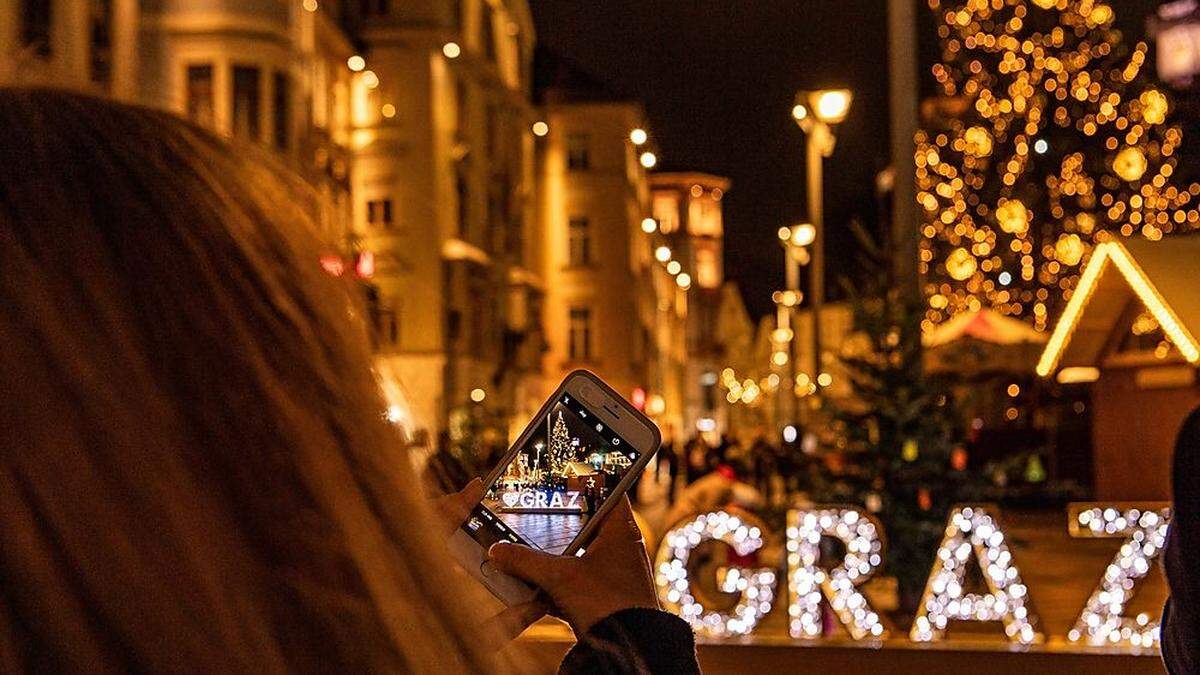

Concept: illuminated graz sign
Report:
left=654, top=502, right=1170, bottom=650
left=499, top=489, right=583, bottom=511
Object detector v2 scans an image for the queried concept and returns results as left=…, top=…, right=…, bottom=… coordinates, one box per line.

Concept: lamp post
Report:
left=792, top=89, right=852, bottom=395
left=776, top=224, right=814, bottom=427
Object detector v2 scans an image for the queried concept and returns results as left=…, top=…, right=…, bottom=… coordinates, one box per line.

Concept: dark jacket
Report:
left=560, top=609, right=700, bottom=674
left=1165, top=407, right=1200, bottom=674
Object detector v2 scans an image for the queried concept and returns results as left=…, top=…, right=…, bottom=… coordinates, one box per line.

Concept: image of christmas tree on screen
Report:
left=483, top=398, right=637, bottom=553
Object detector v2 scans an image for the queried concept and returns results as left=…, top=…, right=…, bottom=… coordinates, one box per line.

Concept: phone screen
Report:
left=462, top=392, right=643, bottom=555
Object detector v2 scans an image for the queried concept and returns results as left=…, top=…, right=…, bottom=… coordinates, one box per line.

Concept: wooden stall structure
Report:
left=1036, top=236, right=1200, bottom=499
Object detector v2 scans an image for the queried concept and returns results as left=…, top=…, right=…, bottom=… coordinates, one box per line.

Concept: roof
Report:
left=923, top=309, right=1046, bottom=348
left=1036, top=236, right=1200, bottom=376
left=533, top=47, right=636, bottom=105
left=648, top=172, right=732, bottom=192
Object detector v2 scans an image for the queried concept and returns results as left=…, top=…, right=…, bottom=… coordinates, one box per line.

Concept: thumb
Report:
left=487, top=542, right=570, bottom=589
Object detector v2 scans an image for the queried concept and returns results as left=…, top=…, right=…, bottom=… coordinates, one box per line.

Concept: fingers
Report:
left=435, top=477, right=484, bottom=536
left=479, top=600, right=548, bottom=650
left=587, top=496, right=644, bottom=553
left=487, top=541, right=571, bottom=589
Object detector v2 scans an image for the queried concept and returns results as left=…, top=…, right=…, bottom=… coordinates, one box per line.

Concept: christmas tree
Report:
left=548, top=411, right=573, bottom=475
left=918, top=0, right=1200, bottom=332
left=817, top=227, right=983, bottom=608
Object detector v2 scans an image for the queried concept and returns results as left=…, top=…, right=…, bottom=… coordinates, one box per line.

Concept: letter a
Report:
left=910, top=505, right=1043, bottom=644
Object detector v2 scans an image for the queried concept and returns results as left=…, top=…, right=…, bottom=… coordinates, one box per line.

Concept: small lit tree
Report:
left=548, top=411, right=573, bottom=475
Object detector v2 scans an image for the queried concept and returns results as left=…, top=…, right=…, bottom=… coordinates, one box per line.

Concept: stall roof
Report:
left=1036, top=237, right=1200, bottom=377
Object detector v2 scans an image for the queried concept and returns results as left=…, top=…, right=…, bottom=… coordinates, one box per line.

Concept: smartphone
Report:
left=448, top=370, right=662, bottom=605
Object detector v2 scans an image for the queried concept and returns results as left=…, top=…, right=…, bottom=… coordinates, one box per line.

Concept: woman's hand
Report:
left=486, top=496, right=659, bottom=636
left=434, top=478, right=550, bottom=648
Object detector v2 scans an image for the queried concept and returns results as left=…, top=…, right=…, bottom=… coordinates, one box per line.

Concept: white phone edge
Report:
left=449, top=528, right=538, bottom=606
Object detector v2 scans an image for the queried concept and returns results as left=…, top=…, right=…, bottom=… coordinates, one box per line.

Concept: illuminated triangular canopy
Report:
left=1036, top=237, right=1200, bottom=377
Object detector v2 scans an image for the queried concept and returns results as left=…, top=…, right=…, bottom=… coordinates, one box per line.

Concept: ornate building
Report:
left=0, top=0, right=745, bottom=444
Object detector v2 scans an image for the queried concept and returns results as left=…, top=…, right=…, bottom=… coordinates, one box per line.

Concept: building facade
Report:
left=1, top=0, right=744, bottom=447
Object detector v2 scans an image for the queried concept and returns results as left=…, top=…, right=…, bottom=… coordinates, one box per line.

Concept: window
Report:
left=273, top=71, right=291, bottom=150
left=21, top=0, right=52, bottom=57
left=569, top=307, right=592, bottom=361
left=90, top=0, right=112, bottom=85
left=186, top=65, right=215, bottom=129
left=232, top=66, right=261, bottom=140
left=361, top=0, right=390, bottom=16
left=481, top=2, right=498, bottom=64
left=367, top=199, right=394, bottom=229
left=695, top=247, right=720, bottom=288
left=568, top=217, right=591, bottom=266
left=652, top=194, right=679, bottom=233
left=567, top=133, right=591, bottom=171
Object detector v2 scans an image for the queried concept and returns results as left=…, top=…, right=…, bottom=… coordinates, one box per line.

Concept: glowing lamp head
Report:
left=808, top=89, right=853, bottom=124
left=791, top=104, right=809, bottom=122
left=630, top=128, right=648, bottom=145
left=639, top=151, right=658, bottom=169
left=787, top=223, right=816, bottom=247
left=676, top=273, right=692, bottom=289
left=641, top=217, right=658, bottom=233
left=442, top=42, right=462, bottom=59
left=531, top=121, right=549, bottom=137
left=469, top=388, right=486, bottom=403
left=654, top=246, right=672, bottom=263
left=347, top=55, right=366, bottom=72
left=666, top=260, right=682, bottom=275
left=361, top=70, right=380, bottom=89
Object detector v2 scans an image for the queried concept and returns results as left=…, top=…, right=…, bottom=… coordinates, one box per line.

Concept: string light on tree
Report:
left=918, top=0, right=1200, bottom=333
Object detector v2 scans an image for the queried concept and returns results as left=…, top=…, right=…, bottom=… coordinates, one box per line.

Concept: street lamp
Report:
left=776, top=223, right=814, bottom=427
left=791, top=88, right=852, bottom=412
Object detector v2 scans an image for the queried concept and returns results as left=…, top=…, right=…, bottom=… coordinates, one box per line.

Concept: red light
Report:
left=320, top=255, right=345, bottom=277
left=355, top=250, right=375, bottom=279
left=631, top=387, right=646, bottom=410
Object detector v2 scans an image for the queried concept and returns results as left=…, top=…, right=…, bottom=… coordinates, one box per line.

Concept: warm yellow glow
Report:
left=442, top=42, right=462, bottom=59
left=470, top=388, right=486, bottom=403
left=1114, top=146, right=1148, bottom=182
left=630, top=128, right=648, bottom=145
left=361, top=70, right=379, bottom=89
left=1140, top=89, right=1169, bottom=125
left=1089, top=4, right=1113, bottom=25
left=531, top=121, right=549, bottom=137
left=1055, top=234, right=1085, bottom=266
left=791, top=104, right=808, bottom=121
left=1007, top=383, right=1020, bottom=397
left=996, top=199, right=1029, bottom=234
left=666, top=260, right=682, bottom=275
left=676, top=273, right=692, bottom=289
left=812, top=90, right=853, bottom=124
left=773, top=351, right=789, bottom=366
left=1057, top=367, right=1100, bottom=384
left=777, top=226, right=792, bottom=241
left=816, top=373, right=833, bottom=387
left=963, top=126, right=993, bottom=157
left=1037, top=241, right=1200, bottom=377
left=641, top=217, right=658, bottom=233
left=380, top=103, right=396, bottom=119
left=640, top=151, right=658, bottom=169
left=655, top=246, right=672, bottom=263
left=946, top=247, right=977, bottom=281
left=347, top=55, right=366, bottom=72
left=1032, top=0, right=1056, bottom=8
left=302, top=0, right=318, bottom=11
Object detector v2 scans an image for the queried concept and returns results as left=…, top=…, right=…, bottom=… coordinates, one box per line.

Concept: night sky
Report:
left=529, top=0, right=1164, bottom=320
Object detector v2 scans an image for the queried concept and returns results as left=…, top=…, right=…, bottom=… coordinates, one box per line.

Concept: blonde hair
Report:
left=0, top=88, right=515, bottom=672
